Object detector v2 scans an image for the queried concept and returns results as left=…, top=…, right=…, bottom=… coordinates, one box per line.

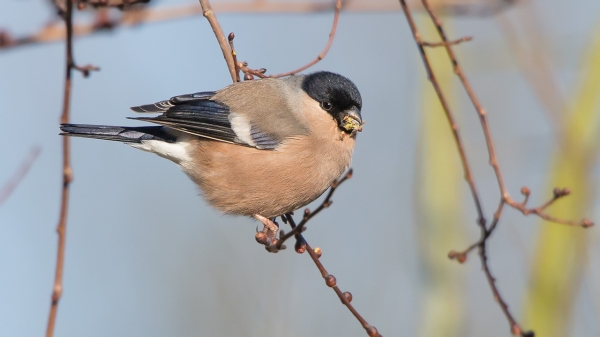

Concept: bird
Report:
left=60, top=71, right=363, bottom=247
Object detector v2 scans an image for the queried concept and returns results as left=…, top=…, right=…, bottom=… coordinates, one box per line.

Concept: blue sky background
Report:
left=1, top=0, right=600, bottom=336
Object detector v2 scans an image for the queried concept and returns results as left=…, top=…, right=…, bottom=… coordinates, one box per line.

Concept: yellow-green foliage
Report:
left=415, top=15, right=466, bottom=337
left=523, top=18, right=600, bottom=337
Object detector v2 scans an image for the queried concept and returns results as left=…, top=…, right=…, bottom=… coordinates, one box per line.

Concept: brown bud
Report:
left=448, top=250, right=467, bottom=263
left=520, top=187, right=530, bottom=196
left=582, top=219, right=593, bottom=228
left=342, top=291, right=353, bottom=303
left=255, top=232, right=267, bottom=245
left=313, top=247, right=322, bottom=258
left=561, top=188, right=571, bottom=196
left=295, top=240, right=306, bottom=254
left=325, top=275, right=336, bottom=287
left=365, top=326, right=379, bottom=337
left=0, top=31, right=12, bottom=47
left=228, top=32, right=235, bottom=41
left=553, top=187, right=562, bottom=198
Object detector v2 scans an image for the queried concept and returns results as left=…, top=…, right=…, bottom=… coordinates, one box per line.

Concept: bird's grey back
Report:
left=212, top=76, right=311, bottom=143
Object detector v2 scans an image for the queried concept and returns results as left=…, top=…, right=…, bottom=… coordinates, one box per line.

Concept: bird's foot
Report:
left=254, top=214, right=279, bottom=251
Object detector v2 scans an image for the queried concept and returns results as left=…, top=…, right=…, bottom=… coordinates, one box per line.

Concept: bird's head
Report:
left=301, top=71, right=363, bottom=136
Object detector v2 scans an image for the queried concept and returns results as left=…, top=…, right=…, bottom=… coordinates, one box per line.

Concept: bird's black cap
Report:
left=301, top=71, right=362, bottom=115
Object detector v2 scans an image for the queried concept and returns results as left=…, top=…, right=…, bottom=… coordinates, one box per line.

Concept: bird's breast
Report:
left=183, top=134, right=355, bottom=218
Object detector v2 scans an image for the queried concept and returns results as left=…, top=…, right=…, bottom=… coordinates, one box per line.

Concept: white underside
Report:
left=129, top=139, right=192, bottom=165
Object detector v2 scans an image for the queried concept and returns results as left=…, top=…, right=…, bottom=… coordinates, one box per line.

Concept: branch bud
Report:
left=325, top=274, right=336, bottom=287
left=313, top=247, right=322, bottom=258
left=365, top=326, right=379, bottom=337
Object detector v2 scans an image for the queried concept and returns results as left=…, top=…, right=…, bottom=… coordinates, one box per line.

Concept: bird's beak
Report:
left=339, top=106, right=363, bottom=134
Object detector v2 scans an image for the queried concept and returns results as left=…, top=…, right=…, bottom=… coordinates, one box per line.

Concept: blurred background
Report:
left=1, top=0, right=600, bottom=336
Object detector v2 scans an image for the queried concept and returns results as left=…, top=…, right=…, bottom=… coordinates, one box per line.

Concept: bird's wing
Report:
left=129, top=91, right=297, bottom=150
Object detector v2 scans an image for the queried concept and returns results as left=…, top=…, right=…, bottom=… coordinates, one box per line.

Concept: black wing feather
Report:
left=129, top=91, right=281, bottom=149
left=130, top=91, right=217, bottom=113
left=129, top=92, right=245, bottom=146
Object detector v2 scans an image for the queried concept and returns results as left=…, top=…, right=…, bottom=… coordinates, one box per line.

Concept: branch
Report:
left=283, top=215, right=382, bottom=337
left=197, top=0, right=237, bottom=82
left=76, top=0, right=150, bottom=10
left=266, top=169, right=353, bottom=252
left=46, top=0, right=97, bottom=336
left=254, top=169, right=379, bottom=335
left=418, top=1, right=592, bottom=228
left=420, top=35, right=472, bottom=47
left=398, top=0, right=487, bottom=232
left=0, top=2, right=397, bottom=52
left=269, top=0, right=341, bottom=77
left=399, top=0, right=592, bottom=335
left=0, top=147, right=41, bottom=207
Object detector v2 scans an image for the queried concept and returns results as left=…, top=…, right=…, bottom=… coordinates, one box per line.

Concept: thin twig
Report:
left=496, top=9, right=565, bottom=135
left=198, top=0, right=239, bottom=82
left=284, top=214, right=382, bottom=337
left=0, top=2, right=398, bottom=51
left=398, top=0, right=522, bottom=334
left=46, top=0, right=97, bottom=335
left=401, top=0, right=591, bottom=335
left=421, top=36, right=472, bottom=47
left=398, top=0, right=487, bottom=229
left=269, top=0, right=342, bottom=77
left=76, top=0, right=150, bottom=10
left=420, top=1, right=592, bottom=230
left=231, top=0, right=341, bottom=80
left=227, top=32, right=240, bottom=82
left=266, top=169, right=353, bottom=252
left=0, top=147, right=41, bottom=207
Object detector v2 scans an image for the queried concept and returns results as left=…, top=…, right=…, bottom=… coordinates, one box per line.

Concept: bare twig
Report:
left=76, top=0, right=150, bottom=10
left=0, top=1, right=399, bottom=52
left=266, top=169, right=353, bottom=252
left=198, top=0, right=243, bottom=82
left=398, top=0, right=487, bottom=230
left=227, top=32, right=241, bottom=82
left=46, top=0, right=97, bottom=336
left=421, top=35, right=472, bottom=47
left=0, top=147, right=41, bottom=207
left=496, top=9, right=566, bottom=134
left=257, top=169, right=379, bottom=336
left=268, top=0, right=342, bottom=77
left=227, top=0, right=341, bottom=80
left=284, top=214, right=382, bottom=337
left=420, top=1, right=591, bottom=229
left=400, top=0, right=592, bottom=335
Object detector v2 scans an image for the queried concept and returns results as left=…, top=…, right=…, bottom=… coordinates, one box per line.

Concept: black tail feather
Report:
left=60, top=124, right=177, bottom=143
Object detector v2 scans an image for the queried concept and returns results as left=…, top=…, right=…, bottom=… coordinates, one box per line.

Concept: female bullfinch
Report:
left=60, top=71, right=363, bottom=247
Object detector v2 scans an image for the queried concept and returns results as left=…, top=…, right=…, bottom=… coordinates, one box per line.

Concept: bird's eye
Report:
left=321, top=101, right=333, bottom=111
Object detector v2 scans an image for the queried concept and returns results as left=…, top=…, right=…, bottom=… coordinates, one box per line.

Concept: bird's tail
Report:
left=60, top=124, right=176, bottom=143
